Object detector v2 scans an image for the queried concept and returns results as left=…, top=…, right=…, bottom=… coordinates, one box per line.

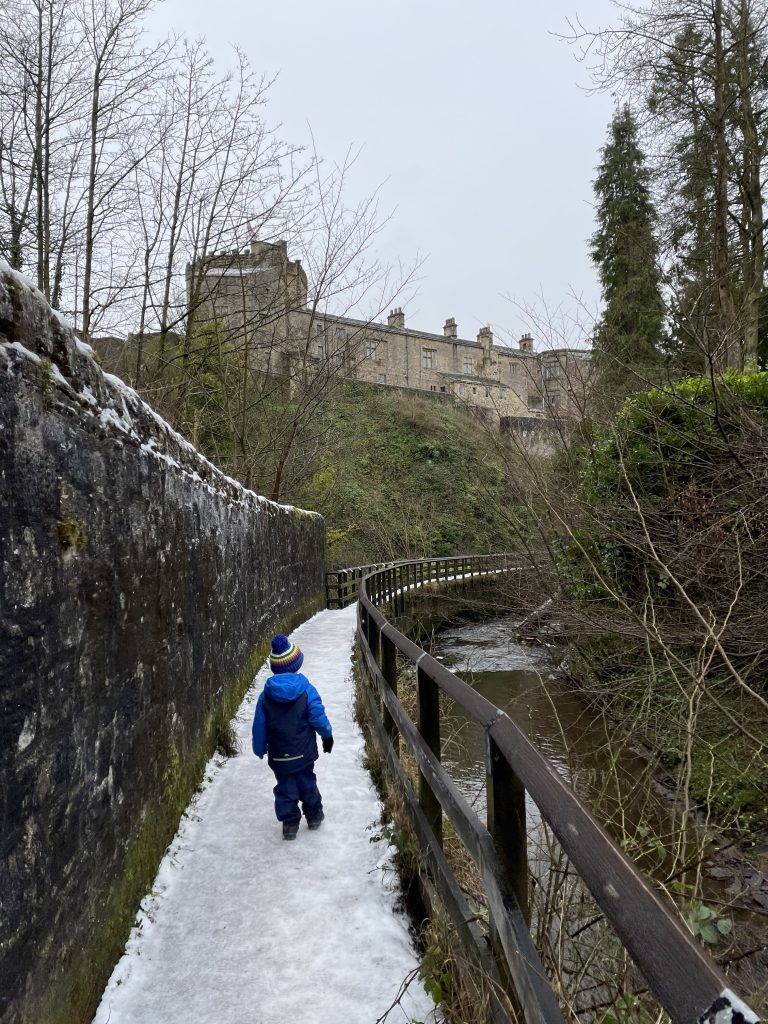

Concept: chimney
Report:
left=519, top=332, right=534, bottom=352
left=477, top=326, right=493, bottom=349
left=443, top=317, right=457, bottom=339
left=387, top=307, right=405, bottom=329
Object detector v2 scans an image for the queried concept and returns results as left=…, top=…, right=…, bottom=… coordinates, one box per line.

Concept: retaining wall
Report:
left=0, top=263, right=326, bottom=1022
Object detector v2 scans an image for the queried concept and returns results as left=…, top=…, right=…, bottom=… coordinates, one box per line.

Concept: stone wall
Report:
left=500, top=414, right=569, bottom=455
left=0, top=264, right=326, bottom=1023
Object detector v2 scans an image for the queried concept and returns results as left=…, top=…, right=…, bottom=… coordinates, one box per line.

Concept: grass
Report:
left=297, top=383, right=518, bottom=568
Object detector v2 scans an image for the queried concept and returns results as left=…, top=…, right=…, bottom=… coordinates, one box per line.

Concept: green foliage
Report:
left=420, top=944, right=452, bottom=1006
left=557, top=373, right=768, bottom=828
left=599, top=992, right=646, bottom=1024
left=685, top=901, right=733, bottom=947
left=377, top=821, right=411, bottom=854
left=37, top=356, right=55, bottom=397
left=297, top=384, right=517, bottom=567
left=582, top=371, right=768, bottom=503
left=564, top=371, right=768, bottom=603
left=590, top=105, right=666, bottom=395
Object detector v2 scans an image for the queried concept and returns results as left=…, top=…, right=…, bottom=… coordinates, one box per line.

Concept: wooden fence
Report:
left=326, top=562, right=394, bottom=608
left=326, top=553, right=513, bottom=609
left=355, top=555, right=760, bottom=1024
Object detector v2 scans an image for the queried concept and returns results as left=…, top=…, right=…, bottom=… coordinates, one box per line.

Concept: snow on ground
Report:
left=92, top=605, right=436, bottom=1024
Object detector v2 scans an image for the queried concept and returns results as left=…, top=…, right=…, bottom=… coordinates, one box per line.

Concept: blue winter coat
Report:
left=252, top=673, right=332, bottom=774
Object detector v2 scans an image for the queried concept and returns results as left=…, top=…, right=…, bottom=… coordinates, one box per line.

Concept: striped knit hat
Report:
left=270, top=634, right=304, bottom=674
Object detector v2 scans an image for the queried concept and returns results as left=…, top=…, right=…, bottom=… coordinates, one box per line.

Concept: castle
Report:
left=187, top=239, right=592, bottom=425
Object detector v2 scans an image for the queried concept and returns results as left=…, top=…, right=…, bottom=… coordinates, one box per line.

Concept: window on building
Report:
left=463, top=356, right=473, bottom=373
left=422, top=348, right=435, bottom=369
left=430, top=384, right=437, bottom=392
left=377, top=373, right=387, bottom=384
left=365, top=339, right=377, bottom=359
left=316, top=343, right=324, bottom=359
left=315, top=322, right=324, bottom=337
left=458, top=383, right=465, bottom=397
left=509, top=362, right=519, bottom=375
left=543, top=362, right=558, bottom=380
left=485, top=387, right=491, bottom=398
left=335, top=326, right=346, bottom=344
left=528, top=394, right=543, bottom=410
left=547, top=390, right=561, bottom=407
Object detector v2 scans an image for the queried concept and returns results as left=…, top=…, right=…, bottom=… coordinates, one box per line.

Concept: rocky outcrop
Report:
left=0, top=263, right=325, bottom=1023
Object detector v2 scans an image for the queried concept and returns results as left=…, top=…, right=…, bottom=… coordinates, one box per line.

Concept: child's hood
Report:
left=264, top=672, right=310, bottom=702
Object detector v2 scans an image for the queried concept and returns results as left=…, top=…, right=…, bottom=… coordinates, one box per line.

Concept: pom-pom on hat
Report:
left=270, top=634, right=304, bottom=674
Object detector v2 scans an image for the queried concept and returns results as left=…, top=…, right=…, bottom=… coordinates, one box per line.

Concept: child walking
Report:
left=252, top=634, right=334, bottom=840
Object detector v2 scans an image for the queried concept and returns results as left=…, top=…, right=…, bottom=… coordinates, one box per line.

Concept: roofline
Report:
left=298, top=309, right=543, bottom=356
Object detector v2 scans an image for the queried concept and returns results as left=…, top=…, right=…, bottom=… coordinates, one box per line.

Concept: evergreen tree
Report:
left=590, top=106, right=666, bottom=395
left=649, top=26, right=719, bottom=372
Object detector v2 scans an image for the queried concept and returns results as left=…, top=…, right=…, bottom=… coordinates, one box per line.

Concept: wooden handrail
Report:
left=355, top=556, right=760, bottom=1024
left=326, top=552, right=512, bottom=609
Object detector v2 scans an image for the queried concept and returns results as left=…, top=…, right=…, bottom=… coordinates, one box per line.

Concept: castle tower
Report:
left=186, top=238, right=308, bottom=342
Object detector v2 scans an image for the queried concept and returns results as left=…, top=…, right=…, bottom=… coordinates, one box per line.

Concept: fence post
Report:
left=487, top=735, right=530, bottom=924
left=368, top=611, right=380, bottom=664
left=417, top=664, right=442, bottom=846
left=381, top=631, right=399, bottom=757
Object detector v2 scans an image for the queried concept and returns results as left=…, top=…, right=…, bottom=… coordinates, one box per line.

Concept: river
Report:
left=431, top=614, right=767, bottom=1010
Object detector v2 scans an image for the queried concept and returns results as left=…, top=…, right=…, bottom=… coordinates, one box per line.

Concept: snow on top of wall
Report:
left=0, top=258, right=74, bottom=332
left=0, top=263, right=321, bottom=521
left=3, top=341, right=42, bottom=365
left=99, top=369, right=312, bottom=516
left=0, top=258, right=44, bottom=300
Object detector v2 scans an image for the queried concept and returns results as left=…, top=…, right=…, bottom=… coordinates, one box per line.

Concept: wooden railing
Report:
left=326, top=553, right=512, bottom=609
left=326, top=562, right=394, bottom=609
left=355, top=556, right=759, bottom=1024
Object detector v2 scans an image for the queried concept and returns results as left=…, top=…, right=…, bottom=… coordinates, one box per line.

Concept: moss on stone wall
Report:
left=1, top=264, right=327, bottom=1024
left=27, top=592, right=323, bottom=1024
left=55, top=517, right=87, bottom=551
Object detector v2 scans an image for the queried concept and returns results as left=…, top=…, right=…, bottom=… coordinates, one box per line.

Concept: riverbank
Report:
left=433, top=614, right=767, bottom=1010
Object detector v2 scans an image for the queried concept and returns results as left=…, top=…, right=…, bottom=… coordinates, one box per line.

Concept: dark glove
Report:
left=322, top=735, right=334, bottom=754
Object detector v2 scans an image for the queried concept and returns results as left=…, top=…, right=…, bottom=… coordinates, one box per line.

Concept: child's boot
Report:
left=283, top=822, right=300, bottom=840
left=307, top=811, right=325, bottom=830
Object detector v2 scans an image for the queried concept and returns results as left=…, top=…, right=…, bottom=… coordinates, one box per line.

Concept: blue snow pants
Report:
left=272, top=764, right=323, bottom=825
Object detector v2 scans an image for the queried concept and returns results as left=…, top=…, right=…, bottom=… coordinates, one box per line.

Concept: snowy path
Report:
left=92, top=606, right=435, bottom=1024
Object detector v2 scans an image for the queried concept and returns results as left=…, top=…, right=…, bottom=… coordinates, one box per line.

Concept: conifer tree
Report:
left=590, top=105, right=666, bottom=395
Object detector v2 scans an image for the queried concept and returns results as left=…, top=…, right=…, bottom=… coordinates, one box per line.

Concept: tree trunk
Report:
left=712, top=0, right=740, bottom=369
left=734, top=0, right=765, bottom=370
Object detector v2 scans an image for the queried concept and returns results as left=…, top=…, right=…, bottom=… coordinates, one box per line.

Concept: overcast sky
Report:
left=151, top=0, right=618, bottom=350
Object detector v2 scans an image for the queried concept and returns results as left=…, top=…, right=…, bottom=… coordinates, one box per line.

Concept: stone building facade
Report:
left=187, top=239, right=592, bottom=422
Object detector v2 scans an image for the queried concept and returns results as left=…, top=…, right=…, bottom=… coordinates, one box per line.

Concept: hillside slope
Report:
left=297, top=384, right=516, bottom=567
